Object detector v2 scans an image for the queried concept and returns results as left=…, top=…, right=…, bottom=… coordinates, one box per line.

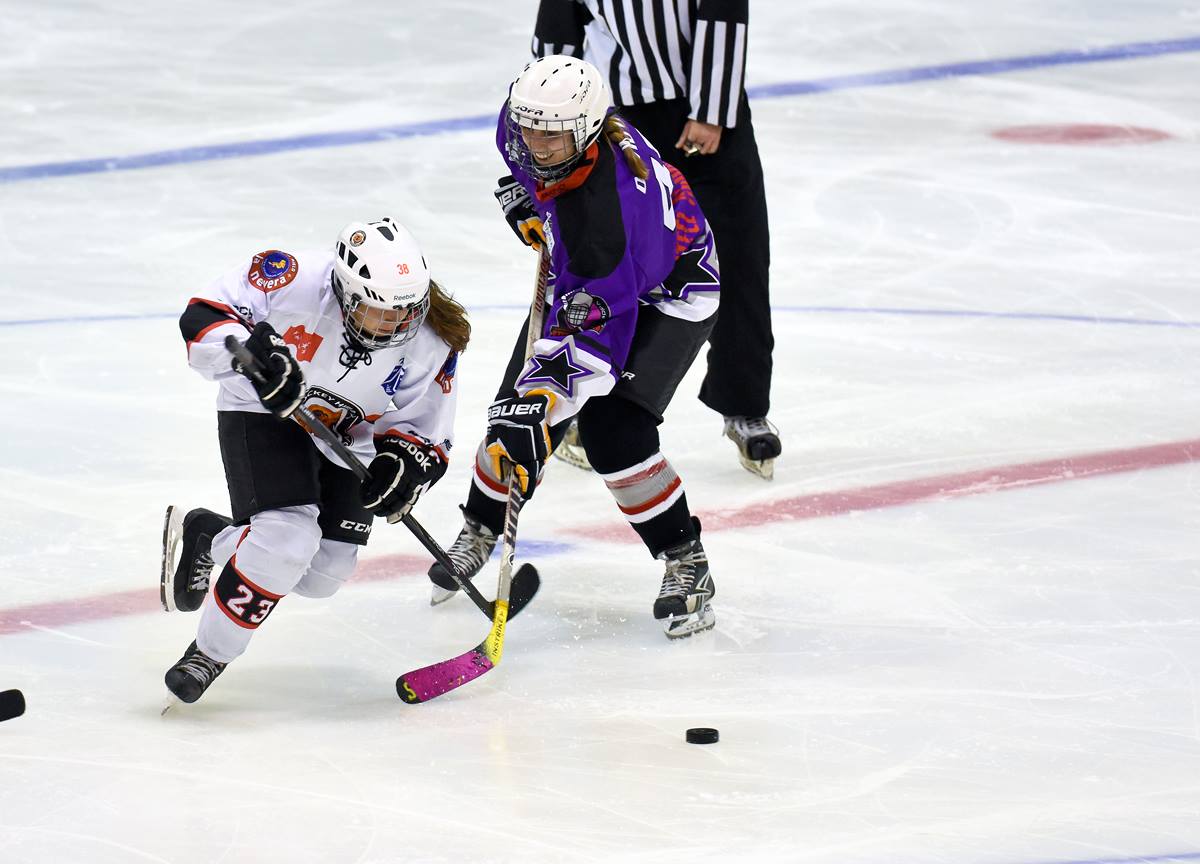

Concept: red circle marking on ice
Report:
left=992, top=124, right=1172, bottom=145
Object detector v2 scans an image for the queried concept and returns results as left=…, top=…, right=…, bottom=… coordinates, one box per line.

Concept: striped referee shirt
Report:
left=532, top=0, right=749, bottom=128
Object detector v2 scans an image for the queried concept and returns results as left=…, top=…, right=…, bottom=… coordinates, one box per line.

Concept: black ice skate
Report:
left=160, top=506, right=233, bottom=612
left=164, top=641, right=227, bottom=704
left=552, top=417, right=592, bottom=471
left=427, top=507, right=498, bottom=606
left=653, top=537, right=716, bottom=639
left=723, top=416, right=782, bottom=481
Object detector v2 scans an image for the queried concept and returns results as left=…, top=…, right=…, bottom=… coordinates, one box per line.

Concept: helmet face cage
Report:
left=331, top=270, right=429, bottom=350
left=505, top=110, right=593, bottom=182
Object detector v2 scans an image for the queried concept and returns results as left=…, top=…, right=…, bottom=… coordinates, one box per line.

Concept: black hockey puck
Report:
left=686, top=727, right=719, bottom=744
left=0, top=689, right=25, bottom=723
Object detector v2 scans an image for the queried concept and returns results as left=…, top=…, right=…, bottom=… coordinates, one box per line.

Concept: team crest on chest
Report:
left=297, top=386, right=364, bottom=445
left=381, top=359, right=408, bottom=396
left=282, top=325, right=323, bottom=362
left=247, top=250, right=299, bottom=292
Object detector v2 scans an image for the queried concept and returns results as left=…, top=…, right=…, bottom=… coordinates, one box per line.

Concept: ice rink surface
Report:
left=2, top=1, right=1200, bottom=861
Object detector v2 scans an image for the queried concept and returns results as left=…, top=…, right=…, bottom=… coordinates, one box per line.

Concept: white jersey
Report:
left=182, top=248, right=459, bottom=470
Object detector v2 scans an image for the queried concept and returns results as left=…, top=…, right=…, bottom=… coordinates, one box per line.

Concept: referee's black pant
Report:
left=619, top=93, right=774, bottom=419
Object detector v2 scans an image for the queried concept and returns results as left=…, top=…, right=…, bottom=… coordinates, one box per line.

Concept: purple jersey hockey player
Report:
left=430, top=54, right=721, bottom=640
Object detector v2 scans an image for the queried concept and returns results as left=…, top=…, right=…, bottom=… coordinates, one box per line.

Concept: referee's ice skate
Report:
left=723, top=416, right=782, bottom=480
left=160, top=506, right=233, bottom=612
left=653, top=536, right=716, bottom=639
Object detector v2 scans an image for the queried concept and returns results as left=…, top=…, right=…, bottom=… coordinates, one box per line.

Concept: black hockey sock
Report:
left=464, top=484, right=507, bottom=537
left=630, top=495, right=699, bottom=558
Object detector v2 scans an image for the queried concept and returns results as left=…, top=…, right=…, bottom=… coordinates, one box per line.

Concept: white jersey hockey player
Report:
left=161, top=217, right=470, bottom=705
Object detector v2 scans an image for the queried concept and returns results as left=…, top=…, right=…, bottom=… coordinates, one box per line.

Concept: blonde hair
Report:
left=604, top=114, right=649, bottom=181
left=425, top=280, right=470, bottom=354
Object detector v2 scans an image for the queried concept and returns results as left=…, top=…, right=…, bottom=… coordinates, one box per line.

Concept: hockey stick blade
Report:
left=396, top=564, right=537, bottom=704
left=505, top=562, right=540, bottom=620
left=0, top=689, right=26, bottom=722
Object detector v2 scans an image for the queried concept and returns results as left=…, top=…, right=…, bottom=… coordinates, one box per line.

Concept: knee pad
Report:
left=233, top=505, right=323, bottom=596
left=294, top=540, right=359, bottom=599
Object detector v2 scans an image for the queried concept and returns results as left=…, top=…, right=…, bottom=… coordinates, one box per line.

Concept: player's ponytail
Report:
left=604, top=114, right=649, bottom=181
left=425, top=280, right=470, bottom=353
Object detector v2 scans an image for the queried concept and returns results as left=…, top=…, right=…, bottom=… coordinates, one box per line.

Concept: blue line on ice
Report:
left=1, top=36, right=1197, bottom=184
left=3, top=307, right=1198, bottom=330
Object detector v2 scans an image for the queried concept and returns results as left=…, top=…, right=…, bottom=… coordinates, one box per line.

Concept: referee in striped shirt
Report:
left=531, top=0, right=781, bottom=478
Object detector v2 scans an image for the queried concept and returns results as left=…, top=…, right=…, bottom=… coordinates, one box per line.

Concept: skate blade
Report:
left=160, top=694, right=181, bottom=716
left=663, top=604, right=716, bottom=639
left=553, top=442, right=593, bottom=472
left=737, top=453, right=775, bottom=481
left=160, top=505, right=184, bottom=612
left=429, top=585, right=457, bottom=607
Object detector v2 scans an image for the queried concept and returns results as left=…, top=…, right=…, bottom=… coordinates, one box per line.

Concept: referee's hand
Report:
left=676, top=120, right=723, bottom=156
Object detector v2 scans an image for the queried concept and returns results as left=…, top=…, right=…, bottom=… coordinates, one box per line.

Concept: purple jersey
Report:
left=498, top=106, right=720, bottom=424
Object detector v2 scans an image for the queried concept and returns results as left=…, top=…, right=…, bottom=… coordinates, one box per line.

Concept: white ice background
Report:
left=1, top=1, right=1200, bottom=862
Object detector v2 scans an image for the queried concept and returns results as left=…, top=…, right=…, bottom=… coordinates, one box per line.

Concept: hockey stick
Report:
left=223, top=335, right=539, bottom=622
left=395, top=244, right=551, bottom=704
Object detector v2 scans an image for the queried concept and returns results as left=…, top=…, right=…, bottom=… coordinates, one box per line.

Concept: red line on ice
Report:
left=2, top=439, right=1197, bottom=636
left=572, top=438, right=1200, bottom=540
left=0, top=553, right=431, bottom=636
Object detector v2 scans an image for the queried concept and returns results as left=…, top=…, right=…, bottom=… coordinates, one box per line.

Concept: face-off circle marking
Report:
left=991, top=124, right=1172, bottom=145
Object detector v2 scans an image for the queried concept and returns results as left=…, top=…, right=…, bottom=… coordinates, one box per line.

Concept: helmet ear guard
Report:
left=332, top=218, right=431, bottom=350
left=505, top=55, right=612, bottom=181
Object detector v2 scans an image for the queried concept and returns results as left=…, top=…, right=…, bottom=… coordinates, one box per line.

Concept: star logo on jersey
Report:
left=282, top=325, right=323, bottom=362
left=517, top=341, right=589, bottom=398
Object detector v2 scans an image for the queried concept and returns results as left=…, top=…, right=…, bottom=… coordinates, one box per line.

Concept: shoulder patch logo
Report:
left=282, top=324, right=323, bottom=362
left=382, top=359, right=408, bottom=396
left=248, top=250, right=299, bottom=292
left=550, top=289, right=610, bottom=337
left=435, top=350, right=458, bottom=394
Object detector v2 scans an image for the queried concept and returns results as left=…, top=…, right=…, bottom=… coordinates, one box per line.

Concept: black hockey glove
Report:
left=360, top=434, right=448, bottom=519
left=494, top=175, right=546, bottom=250
left=231, top=321, right=305, bottom=419
left=485, top=390, right=555, bottom=498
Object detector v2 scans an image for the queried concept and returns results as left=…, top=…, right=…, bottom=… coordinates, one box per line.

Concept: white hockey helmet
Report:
left=505, top=54, right=612, bottom=181
left=331, top=217, right=431, bottom=350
